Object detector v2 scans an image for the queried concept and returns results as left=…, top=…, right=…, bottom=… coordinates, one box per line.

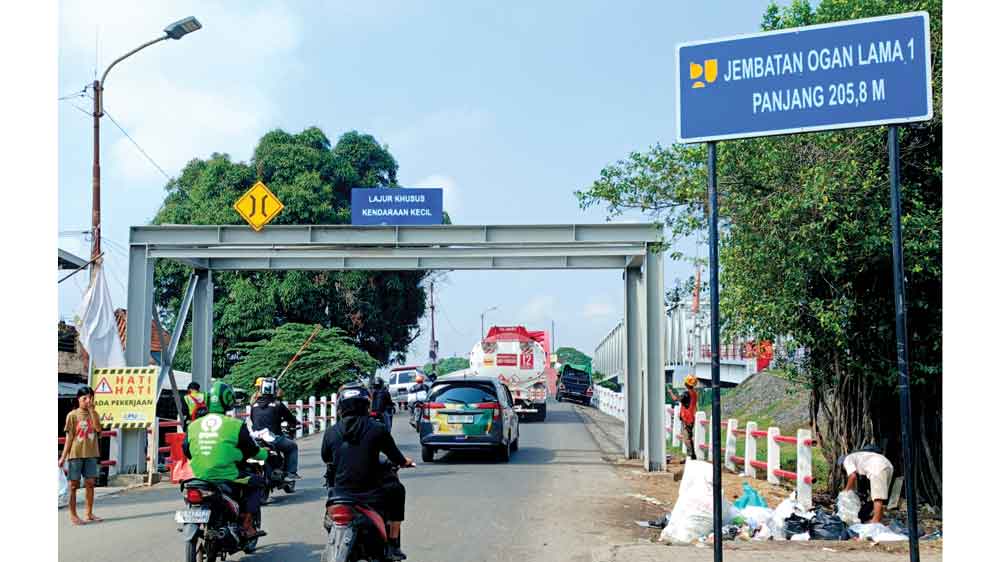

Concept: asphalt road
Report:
left=58, top=400, right=634, bottom=562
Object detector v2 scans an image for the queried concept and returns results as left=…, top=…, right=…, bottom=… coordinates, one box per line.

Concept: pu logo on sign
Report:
left=690, top=59, right=718, bottom=89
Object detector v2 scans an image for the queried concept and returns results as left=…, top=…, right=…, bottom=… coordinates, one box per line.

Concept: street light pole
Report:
left=480, top=305, right=498, bottom=340
left=89, top=17, right=202, bottom=276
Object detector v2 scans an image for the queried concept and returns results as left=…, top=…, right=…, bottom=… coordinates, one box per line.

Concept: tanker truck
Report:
left=466, top=325, right=552, bottom=422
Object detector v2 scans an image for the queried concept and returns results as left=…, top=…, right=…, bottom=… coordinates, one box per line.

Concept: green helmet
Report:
left=207, top=381, right=236, bottom=414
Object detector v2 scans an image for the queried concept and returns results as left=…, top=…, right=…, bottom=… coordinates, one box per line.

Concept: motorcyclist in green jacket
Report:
left=183, top=381, right=268, bottom=539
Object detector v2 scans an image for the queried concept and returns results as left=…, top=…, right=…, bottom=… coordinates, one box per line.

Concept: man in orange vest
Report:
left=183, top=382, right=208, bottom=426
left=668, top=375, right=699, bottom=461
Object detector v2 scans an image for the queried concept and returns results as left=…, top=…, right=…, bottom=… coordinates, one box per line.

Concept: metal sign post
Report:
left=888, top=125, right=920, bottom=561
left=677, top=11, right=933, bottom=562
left=707, top=141, right=723, bottom=562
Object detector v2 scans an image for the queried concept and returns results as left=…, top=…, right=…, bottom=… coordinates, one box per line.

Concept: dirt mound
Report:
left=721, top=371, right=814, bottom=432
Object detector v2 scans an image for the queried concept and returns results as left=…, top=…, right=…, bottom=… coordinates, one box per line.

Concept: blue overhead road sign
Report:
left=351, top=188, right=444, bottom=226
left=676, top=12, right=932, bottom=143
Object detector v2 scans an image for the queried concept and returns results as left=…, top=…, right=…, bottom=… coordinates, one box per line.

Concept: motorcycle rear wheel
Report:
left=186, top=537, right=212, bottom=562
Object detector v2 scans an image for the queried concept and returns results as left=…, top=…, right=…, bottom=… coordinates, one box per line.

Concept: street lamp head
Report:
left=164, top=16, right=202, bottom=39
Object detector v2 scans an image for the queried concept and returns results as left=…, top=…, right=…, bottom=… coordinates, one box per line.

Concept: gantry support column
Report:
left=191, top=270, right=214, bottom=390
left=624, top=267, right=643, bottom=459
left=643, top=247, right=666, bottom=471
left=124, top=244, right=153, bottom=473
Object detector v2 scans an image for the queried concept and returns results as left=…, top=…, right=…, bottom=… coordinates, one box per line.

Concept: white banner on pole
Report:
left=76, top=263, right=126, bottom=369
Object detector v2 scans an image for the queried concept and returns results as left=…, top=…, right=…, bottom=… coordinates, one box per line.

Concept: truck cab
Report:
left=555, top=363, right=593, bottom=405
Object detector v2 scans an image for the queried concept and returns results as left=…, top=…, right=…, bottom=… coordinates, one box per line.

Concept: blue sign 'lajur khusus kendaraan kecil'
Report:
left=676, top=12, right=932, bottom=143
left=351, top=187, right=443, bottom=225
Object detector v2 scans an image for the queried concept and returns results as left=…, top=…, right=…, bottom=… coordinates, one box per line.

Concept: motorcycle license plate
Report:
left=174, top=508, right=211, bottom=523
left=448, top=415, right=474, bottom=423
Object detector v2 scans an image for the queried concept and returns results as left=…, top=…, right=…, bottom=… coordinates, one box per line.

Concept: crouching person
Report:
left=840, top=450, right=894, bottom=524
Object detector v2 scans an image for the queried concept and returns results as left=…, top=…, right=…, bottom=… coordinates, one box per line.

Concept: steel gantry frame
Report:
left=124, top=224, right=665, bottom=473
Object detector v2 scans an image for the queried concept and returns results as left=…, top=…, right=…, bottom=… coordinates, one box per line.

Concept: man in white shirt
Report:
left=840, top=451, right=894, bottom=523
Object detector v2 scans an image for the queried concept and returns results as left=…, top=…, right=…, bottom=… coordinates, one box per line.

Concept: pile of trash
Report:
left=642, top=461, right=938, bottom=545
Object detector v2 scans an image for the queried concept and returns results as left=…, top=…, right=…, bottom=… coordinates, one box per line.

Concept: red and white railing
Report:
left=60, top=393, right=345, bottom=480
left=688, top=411, right=815, bottom=509
left=592, top=386, right=815, bottom=509
left=232, top=394, right=340, bottom=437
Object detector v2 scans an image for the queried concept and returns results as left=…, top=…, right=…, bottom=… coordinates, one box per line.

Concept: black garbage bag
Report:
left=810, top=508, right=852, bottom=540
left=887, top=519, right=925, bottom=538
left=784, top=514, right=812, bottom=538
left=648, top=513, right=670, bottom=529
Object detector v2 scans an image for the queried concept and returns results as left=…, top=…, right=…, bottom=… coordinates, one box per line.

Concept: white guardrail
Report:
left=232, top=394, right=340, bottom=437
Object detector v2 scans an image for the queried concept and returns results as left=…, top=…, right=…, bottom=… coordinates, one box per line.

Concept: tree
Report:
left=422, top=356, right=470, bottom=377
left=555, top=347, right=592, bottom=368
left=152, top=127, right=430, bottom=373
left=224, top=323, right=378, bottom=401
left=576, top=0, right=942, bottom=506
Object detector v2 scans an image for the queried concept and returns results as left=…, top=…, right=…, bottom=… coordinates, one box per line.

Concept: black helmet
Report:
left=372, top=377, right=385, bottom=389
left=337, top=382, right=371, bottom=418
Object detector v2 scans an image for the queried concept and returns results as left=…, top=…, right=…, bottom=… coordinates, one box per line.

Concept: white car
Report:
left=386, top=366, right=423, bottom=403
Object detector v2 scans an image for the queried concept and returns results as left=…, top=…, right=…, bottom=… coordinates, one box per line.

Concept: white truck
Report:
left=467, top=325, right=550, bottom=421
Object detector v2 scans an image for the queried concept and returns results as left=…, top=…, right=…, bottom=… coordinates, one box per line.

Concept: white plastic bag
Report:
left=768, top=493, right=812, bottom=540
left=659, top=460, right=735, bottom=544
left=849, top=523, right=907, bottom=543
left=790, top=532, right=811, bottom=541
left=754, top=522, right=773, bottom=541
left=58, top=467, right=68, bottom=507
left=836, top=490, right=862, bottom=525
left=739, top=506, right=774, bottom=532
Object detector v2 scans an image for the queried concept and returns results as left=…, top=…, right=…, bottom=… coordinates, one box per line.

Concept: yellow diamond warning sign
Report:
left=234, top=181, right=284, bottom=231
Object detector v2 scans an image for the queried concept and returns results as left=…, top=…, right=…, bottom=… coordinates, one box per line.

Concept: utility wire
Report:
left=102, top=108, right=172, bottom=180
left=58, top=84, right=90, bottom=101
left=67, top=103, right=91, bottom=118
left=99, top=237, right=130, bottom=297
left=437, top=296, right=471, bottom=337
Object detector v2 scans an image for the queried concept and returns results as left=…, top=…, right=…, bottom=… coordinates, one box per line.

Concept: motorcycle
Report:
left=407, top=387, right=428, bottom=431
left=176, top=478, right=262, bottom=561
left=321, top=460, right=413, bottom=562
left=248, top=421, right=299, bottom=503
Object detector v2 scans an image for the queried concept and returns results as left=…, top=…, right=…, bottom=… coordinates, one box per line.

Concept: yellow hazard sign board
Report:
left=234, top=180, right=284, bottom=231
left=89, top=367, right=158, bottom=429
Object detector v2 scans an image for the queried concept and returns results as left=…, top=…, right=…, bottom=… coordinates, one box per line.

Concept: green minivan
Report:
left=418, top=377, right=519, bottom=463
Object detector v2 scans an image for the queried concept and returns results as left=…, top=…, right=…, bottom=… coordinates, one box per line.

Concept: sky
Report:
left=58, top=0, right=779, bottom=365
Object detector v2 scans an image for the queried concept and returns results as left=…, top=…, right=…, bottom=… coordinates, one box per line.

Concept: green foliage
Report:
left=597, top=377, right=621, bottom=392
left=578, top=0, right=942, bottom=505
left=555, top=347, right=592, bottom=369
left=152, top=127, right=432, bottom=371
left=224, top=323, right=378, bottom=401
left=422, top=356, right=470, bottom=376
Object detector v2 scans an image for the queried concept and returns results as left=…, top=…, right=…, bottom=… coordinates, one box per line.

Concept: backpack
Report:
left=188, top=393, right=208, bottom=421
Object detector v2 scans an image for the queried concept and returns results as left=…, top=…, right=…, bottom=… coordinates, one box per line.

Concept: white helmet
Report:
left=260, top=377, right=278, bottom=397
